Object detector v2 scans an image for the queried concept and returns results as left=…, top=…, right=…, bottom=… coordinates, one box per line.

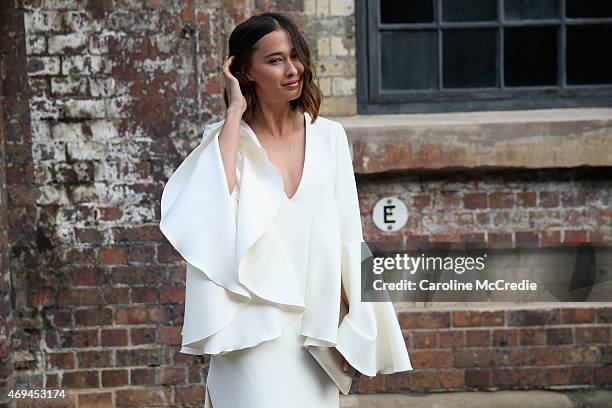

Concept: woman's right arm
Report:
left=218, top=107, right=242, bottom=194
left=219, top=55, right=248, bottom=194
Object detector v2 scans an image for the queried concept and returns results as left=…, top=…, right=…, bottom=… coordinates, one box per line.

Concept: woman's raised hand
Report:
left=222, top=55, right=247, bottom=115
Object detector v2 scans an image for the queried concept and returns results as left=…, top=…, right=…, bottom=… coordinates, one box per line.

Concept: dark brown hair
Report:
left=223, top=12, right=322, bottom=124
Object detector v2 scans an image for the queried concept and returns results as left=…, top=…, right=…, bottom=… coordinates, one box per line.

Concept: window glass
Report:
left=566, top=1, right=612, bottom=18
left=380, top=0, right=434, bottom=24
left=504, top=26, right=558, bottom=86
left=381, top=31, right=438, bottom=90
left=442, top=0, right=497, bottom=22
left=567, top=24, right=612, bottom=84
left=504, top=0, right=559, bottom=20
left=443, top=28, right=497, bottom=88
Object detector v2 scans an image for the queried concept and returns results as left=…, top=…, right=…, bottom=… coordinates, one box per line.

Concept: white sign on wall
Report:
left=372, top=197, right=408, bottom=232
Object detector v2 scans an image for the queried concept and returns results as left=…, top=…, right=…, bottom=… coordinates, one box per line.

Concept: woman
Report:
left=159, top=12, right=412, bottom=408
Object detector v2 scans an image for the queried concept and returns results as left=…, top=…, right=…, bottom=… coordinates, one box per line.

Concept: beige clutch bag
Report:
left=305, top=286, right=356, bottom=395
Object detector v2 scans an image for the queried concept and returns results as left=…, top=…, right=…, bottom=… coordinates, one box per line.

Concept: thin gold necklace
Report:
left=254, top=119, right=300, bottom=151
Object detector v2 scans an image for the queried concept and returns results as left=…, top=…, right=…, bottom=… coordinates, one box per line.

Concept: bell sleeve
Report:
left=332, top=122, right=413, bottom=377
left=159, top=122, right=250, bottom=355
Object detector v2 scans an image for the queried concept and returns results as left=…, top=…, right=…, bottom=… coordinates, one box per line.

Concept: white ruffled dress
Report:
left=159, top=111, right=412, bottom=407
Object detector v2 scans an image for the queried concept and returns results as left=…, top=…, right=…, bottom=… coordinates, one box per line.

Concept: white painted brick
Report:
left=26, top=35, right=46, bottom=54
left=107, top=11, right=160, bottom=32
left=28, top=78, right=50, bottom=98
left=31, top=120, right=51, bottom=142
left=24, top=10, right=63, bottom=33
left=37, top=185, right=70, bottom=206
left=108, top=184, right=150, bottom=207
left=43, top=0, right=79, bottom=9
left=64, top=99, right=106, bottom=119
left=316, top=60, right=344, bottom=76
left=51, top=77, right=88, bottom=96
left=90, top=120, right=119, bottom=141
left=94, top=161, right=121, bottom=182
left=32, top=141, right=67, bottom=162
left=172, top=54, right=194, bottom=73
left=317, top=77, right=332, bottom=96
left=316, top=0, right=330, bottom=16
left=48, top=33, right=87, bottom=54
left=114, top=80, right=131, bottom=96
left=304, top=0, right=316, bottom=15
left=143, top=57, right=175, bottom=73
left=70, top=183, right=107, bottom=205
left=332, top=77, right=355, bottom=96
left=317, top=37, right=330, bottom=57
left=53, top=214, right=76, bottom=242
left=330, top=36, right=348, bottom=56
left=153, top=34, right=179, bottom=54
left=122, top=205, right=157, bottom=223
left=62, top=55, right=112, bottom=75
left=89, top=78, right=116, bottom=98
left=110, top=34, right=143, bottom=53
left=28, top=56, right=61, bottom=76
left=63, top=11, right=103, bottom=32
left=51, top=121, right=84, bottom=142
left=62, top=55, right=88, bottom=75
left=105, top=96, right=133, bottom=119
left=89, top=33, right=109, bottom=54
left=107, top=141, right=150, bottom=161
left=114, top=0, right=146, bottom=9
left=66, top=140, right=108, bottom=160
left=30, top=97, right=62, bottom=120
left=330, top=0, right=354, bottom=16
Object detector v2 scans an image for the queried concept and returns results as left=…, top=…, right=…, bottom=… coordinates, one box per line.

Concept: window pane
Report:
left=381, top=31, right=438, bottom=90
left=380, top=0, right=434, bottom=24
left=504, top=27, right=558, bottom=86
left=566, top=0, right=612, bottom=18
left=567, top=24, right=612, bottom=84
left=504, top=0, right=560, bottom=20
left=443, top=29, right=497, bottom=88
left=442, top=0, right=497, bottom=22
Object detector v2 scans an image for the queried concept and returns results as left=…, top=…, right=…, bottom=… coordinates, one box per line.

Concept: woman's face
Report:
left=246, top=28, right=305, bottom=104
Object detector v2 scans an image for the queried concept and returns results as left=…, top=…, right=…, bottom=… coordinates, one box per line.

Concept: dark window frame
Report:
left=355, top=0, right=612, bottom=114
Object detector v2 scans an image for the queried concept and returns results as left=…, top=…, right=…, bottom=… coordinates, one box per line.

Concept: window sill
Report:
left=334, top=108, right=612, bottom=174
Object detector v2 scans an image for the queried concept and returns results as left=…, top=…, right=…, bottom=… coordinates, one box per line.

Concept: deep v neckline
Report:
left=240, top=111, right=309, bottom=202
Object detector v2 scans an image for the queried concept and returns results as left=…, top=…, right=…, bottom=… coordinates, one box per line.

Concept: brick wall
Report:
left=358, top=168, right=611, bottom=246
left=0, top=30, right=14, bottom=408
left=356, top=306, right=611, bottom=392
left=0, top=0, right=609, bottom=407
left=1, top=1, right=27, bottom=406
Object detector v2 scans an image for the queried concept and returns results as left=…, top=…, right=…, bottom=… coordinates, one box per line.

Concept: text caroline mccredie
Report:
left=373, top=279, right=538, bottom=291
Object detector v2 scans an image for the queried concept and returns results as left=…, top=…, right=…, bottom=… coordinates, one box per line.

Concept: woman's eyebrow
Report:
left=264, top=48, right=296, bottom=58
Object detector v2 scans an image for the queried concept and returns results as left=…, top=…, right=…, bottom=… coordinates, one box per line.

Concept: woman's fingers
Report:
left=342, top=358, right=349, bottom=372
left=222, top=55, right=246, bottom=112
left=341, top=358, right=363, bottom=378
left=222, top=56, right=236, bottom=81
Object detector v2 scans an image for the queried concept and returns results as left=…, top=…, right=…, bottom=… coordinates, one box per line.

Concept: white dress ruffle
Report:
left=159, top=111, right=413, bottom=380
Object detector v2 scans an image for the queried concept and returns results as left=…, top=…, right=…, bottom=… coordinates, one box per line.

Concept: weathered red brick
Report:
left=463, top=192, right=487, bottom=209
left=398, top=311, right=450, bottom=329
left=452, top=310, right=505, bottom=327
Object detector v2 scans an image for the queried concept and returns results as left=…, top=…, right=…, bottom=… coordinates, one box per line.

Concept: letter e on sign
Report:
left=372, top=197, right=407, bottom=232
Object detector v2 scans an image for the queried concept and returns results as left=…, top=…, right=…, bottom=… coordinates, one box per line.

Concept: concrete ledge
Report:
left=340, top=389, right=612, bottom=408
left=334, top=108, right=612, bottom=174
